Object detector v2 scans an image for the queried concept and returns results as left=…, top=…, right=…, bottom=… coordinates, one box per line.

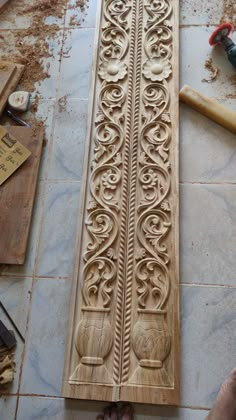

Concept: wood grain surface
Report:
left=0, top=61, right=25, bottom=115
left=63, top=0, right=179, bottom=405
left=0, top=126, right=44, bottom=265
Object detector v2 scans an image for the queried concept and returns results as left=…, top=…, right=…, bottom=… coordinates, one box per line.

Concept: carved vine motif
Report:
left=81, top=1, right=132, bottom=309
left=136, top=0, right=173, bottom=311
left=122, top=0, right=174, bottom=384
left=71, top=0, right=133, bottom=385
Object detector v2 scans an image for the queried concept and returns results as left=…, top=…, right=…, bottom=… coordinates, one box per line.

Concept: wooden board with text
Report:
left=63, top=0, right=179, bottom=405
left=0, top=126, right=44, bottom=265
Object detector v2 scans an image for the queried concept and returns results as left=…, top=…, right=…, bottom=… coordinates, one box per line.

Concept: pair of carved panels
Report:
left=63, top=0, right=179, bottom=405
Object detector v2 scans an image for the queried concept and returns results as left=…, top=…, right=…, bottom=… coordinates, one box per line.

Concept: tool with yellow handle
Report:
left=179, top=85, right=236, bottom=135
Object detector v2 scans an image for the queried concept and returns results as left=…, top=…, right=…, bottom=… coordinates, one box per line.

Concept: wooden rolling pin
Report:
left=179, top=85, right=236, bottom=135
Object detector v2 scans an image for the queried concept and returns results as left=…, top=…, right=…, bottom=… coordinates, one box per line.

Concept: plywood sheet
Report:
left=0, top=126, right=44, bottom=264
left=63, top=0, right=179, bottom=405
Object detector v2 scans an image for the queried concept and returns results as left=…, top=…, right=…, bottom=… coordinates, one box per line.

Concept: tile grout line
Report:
left=180, top=181, right=236, bottom=185
left=0, top=275, right=72, bottom=280
left=181, top=283, right=236, bottom=289
left=14, top=276, right=34, bottom=420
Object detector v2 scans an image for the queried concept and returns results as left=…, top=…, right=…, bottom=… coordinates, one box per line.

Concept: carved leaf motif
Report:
left=136, top=259, right=170, bottom=310
left=84, top=210, right=117, bottom=262
left=161, top=113, right=171, bottom=123
left=161, top=200, right=170, bottom=212
left=88, top=201, right=97, bottom=211
left=135, top=248, right=146, bottom=261
left=107, top=248, right=117, bottom=260
left=95, top=111, right=105, bottom=124
left=83, top=258, right=116, bottom=307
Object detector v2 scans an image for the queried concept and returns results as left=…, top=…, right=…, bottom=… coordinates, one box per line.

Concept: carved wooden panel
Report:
left=63, top=0, right=179, bottom=405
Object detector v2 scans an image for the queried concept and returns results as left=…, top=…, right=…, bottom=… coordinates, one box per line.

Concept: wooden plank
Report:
left=0, top=126, right=44, bottom=264
left=120, top=0, right=180, bottom=404
left=63, top=0, right=179, bottom=405
left=0, top=61, right=25, bottom=115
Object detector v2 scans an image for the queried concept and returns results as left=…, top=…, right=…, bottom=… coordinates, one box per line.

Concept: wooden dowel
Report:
left=179, top=85, right=236, bottom=135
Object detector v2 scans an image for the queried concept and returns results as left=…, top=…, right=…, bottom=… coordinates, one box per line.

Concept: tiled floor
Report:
left=0, top=0, right=236, bottom=419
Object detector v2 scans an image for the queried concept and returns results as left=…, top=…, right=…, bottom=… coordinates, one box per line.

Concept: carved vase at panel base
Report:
left=130, top=310, right=172, bottom=386
left=69, top=308, right=113, bottom=384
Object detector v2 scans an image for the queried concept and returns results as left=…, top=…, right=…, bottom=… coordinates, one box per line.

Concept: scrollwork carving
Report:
left=65, top=0, right=179, bottom=402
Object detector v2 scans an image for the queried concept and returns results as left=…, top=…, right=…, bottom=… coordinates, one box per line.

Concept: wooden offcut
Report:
left=0, top=126, right=44, bottom=265
left=0, top=61, right=25, bottom=115
left=63, top=0, right=179, bottom=405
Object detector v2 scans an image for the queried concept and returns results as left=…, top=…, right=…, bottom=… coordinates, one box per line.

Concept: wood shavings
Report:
left=0, top=331, right=16, bottom=389
left=0, top=0, right=89, bottom=94
left=220, top=0, right=236, bottom=27
left=202, top=57, right=219, bottom=83
left=0, top=355, right=15, bottom=386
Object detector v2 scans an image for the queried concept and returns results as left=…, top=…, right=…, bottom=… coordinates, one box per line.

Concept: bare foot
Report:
left=103, top=404, right=118, bottom=420
left=120, top=403, right=134, bottom=420
left=206, top=368, right=236, bottom=420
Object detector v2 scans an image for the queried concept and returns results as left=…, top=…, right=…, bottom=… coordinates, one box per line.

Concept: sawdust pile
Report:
left=0, top=0, right=88, bottom=93
left=220, top=0, right=236, bottom=27
left=202, top=57, right=219, bottom=83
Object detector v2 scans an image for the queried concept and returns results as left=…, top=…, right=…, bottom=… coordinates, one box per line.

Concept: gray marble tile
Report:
left=34, top=31, right=64, bottom=99
left=0, top=1, right=65, bottom=30
left=65, top=0, right=99, bottom=28
left=0, top=1, right=33, bottom=30
left=0, top=396, right=17, bottom=420
left=180, top=27, right=236, bottom=100
left=58, top=28, right=95, bottom=99
left=0, top=30, right=63, bottom=99
left=35, top=181, right=81, bottom=278
left=17, top=397, right=210, bottom=420
left=48, top=99, right=88, bottom=180
left=20, top=279, right=71, bottom=397
left=181, top=184, right=236, bottom=286
left=0, top=181, right=44, bottom=278
left=180, top=102, right=236, bottom=183
left=18, top=99, right=55, bottom=180
left=180, top=0, right=223, bottom=25
left=0, top=277, right=32, bottom=394
left=35, top=99, right=56, bottom=180
left=181, top=285, right=236, bottom=408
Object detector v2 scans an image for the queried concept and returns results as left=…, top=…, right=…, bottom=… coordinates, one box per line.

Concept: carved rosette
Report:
left=130, top=0, right=174, bottom=384
left=70, top=0, right=132, bottom=384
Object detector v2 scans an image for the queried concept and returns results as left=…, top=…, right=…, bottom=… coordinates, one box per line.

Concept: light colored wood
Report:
left=63, top=0, right=179, bottom=405
left=0, top=61, right=25, bottom=115
left=0, top=126, right=44, bottom=264
left=180, top=84, right=236, bottom=134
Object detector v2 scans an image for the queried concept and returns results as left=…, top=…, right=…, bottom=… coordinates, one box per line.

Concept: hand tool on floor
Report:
left=5, top=109, right=31, bottom=128
left=0, top=301, right=24, bottom=342
left=8, top=91, right=31, bottom=112
left=179, top=85, right=236, bottom=134
left=209, top=23, right=236, bottom=69
left=0, top=320, right=16, bottom=349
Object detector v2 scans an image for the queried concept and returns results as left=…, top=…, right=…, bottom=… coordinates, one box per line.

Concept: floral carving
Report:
left=70, top=0, right=133, bottom=386
left=135, top=0, right=173, bottom=314
left=99, top=58, right=128, bottom=82
left=65, top=0, right=178, bottom=399
left=143, top=57, right=172, bottom=81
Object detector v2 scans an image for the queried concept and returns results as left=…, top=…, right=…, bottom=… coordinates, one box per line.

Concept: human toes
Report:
left=104, top=403, right=119, bottom=420
left=120, top=403, right=134, bottom=420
